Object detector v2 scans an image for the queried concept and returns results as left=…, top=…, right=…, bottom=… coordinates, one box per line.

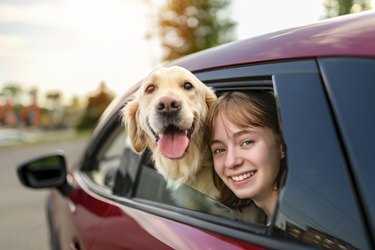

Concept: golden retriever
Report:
left=122, top=66, right=219, bottom=200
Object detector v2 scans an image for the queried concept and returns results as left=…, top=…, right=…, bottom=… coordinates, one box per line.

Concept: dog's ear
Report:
left=122, top=99, right=147, bottom=153
left=205, top=87, right=217, bottom=109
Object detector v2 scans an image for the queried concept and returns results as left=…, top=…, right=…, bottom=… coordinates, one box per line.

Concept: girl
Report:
left=207, top=91, right=286, bottom=223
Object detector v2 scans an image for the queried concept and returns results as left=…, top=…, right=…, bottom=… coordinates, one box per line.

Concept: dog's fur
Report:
left=122, top=66, right=219, bottom=199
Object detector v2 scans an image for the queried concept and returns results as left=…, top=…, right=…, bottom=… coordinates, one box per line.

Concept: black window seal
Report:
left=194, top=59, right=318, bottom=83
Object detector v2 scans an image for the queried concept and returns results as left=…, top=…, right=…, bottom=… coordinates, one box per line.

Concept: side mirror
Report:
left=17, top=151, right=72, bottom=195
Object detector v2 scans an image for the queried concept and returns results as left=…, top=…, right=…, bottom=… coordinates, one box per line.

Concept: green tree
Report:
left=158, top=0, right=236, bottom=61
left=324, top=0, right=372, bottom=17
left=1, top=82, right=23, bottom=103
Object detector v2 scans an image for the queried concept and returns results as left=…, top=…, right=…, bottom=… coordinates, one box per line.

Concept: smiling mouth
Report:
left=231, top=171, right=256, bottom=182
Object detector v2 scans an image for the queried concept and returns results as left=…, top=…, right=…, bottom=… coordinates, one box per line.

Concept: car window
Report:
left=83, top=115, right=235, bottom=218
left=125, top=87, right=277, bottom=224
left=318, top=58, right=375, bottom=232
left=88, top=126, right=129, bottom=190
left=133, top=161, right=235, bottom=219
left=273, top=71, right=370, bottom=250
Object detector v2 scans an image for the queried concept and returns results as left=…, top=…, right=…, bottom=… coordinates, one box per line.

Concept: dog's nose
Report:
left=156, top=96, right=181, bottom=114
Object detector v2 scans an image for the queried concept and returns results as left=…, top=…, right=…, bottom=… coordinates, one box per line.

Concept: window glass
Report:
left=273, top=73, right=369, bottom=249
left=134, top=164, right=235, bottom=219
left=89, top=128, right=128, bottom=189
left=319, top=58, right=375, bottom=228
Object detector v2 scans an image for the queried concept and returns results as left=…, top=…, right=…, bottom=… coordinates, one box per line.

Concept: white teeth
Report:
left=231, top=171, right=255, bottom=181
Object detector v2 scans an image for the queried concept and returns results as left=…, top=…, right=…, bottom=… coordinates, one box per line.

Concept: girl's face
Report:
left=211, top=114, right=283, bottom=206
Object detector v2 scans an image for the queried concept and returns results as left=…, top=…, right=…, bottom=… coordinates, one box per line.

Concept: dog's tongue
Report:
left=157, top=131, right=189, bottom=159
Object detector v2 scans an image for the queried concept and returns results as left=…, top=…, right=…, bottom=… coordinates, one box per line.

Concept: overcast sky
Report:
left=0, top=0, right=372, bottom=104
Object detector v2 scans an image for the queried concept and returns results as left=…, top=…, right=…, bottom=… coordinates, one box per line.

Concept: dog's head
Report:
left=122, top=66, right=216, bottom=160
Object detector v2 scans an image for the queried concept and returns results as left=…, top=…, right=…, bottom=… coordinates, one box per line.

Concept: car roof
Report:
left=170, top=10, right=375, bottom=72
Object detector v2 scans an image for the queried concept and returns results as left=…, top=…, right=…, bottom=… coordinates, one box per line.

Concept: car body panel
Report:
left=171, top=11, right=375, bottom=72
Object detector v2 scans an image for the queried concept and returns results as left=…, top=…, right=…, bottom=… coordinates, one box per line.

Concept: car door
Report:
left=82, top=60, right=317, bottom=249
left=71, top=58, right=372, bottom=250
left=193, top=59, right=371, bottom=249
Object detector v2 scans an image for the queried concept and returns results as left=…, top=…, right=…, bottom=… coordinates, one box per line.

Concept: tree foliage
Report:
left=158, top=0, right=236, bottom=61
left=0, top=83, right=22, bottom=102
left=76, top=81, right=114, bottom=131
left=324, top=0, right=372, bottom=17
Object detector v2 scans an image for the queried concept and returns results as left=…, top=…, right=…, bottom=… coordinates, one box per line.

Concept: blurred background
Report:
left=0, top=0, right=373, bottom=249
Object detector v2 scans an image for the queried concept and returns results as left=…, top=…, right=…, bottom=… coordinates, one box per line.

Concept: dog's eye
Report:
left=183, top=81, right=193, bottom=90
left=145, top=84, right=156, bottom=94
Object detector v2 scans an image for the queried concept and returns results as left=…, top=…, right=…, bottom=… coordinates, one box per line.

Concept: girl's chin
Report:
left=234, top=190, right=254, bottom=199
left=229, top=185, right=256, bottom=200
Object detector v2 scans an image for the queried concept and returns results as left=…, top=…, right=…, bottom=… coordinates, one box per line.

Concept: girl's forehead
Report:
left=214, top=114, right=249, bottom=137
left=217, top=107, right=254, bottom=128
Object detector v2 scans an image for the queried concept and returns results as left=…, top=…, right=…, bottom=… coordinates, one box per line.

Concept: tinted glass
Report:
left=273, top=72, right=369, bottom=249
left=87, top=126, right=128, bottom=189
left=134, top=163, right=234, bottom=219
left=319, top=58, right=375, bottom=235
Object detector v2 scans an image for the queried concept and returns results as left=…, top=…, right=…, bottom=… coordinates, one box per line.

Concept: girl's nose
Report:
left=224, top=147, right=242, bottom=169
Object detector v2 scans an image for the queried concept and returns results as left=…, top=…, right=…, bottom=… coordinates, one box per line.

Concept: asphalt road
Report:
left=0, top=139, right=88, bottom=250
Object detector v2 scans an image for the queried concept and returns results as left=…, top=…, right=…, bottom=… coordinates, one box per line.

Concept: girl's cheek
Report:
left=213, top=159, right=223, bottom=173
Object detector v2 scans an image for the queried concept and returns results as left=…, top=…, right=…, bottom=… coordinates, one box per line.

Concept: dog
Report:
left=122, top=66, right=219, bottom=201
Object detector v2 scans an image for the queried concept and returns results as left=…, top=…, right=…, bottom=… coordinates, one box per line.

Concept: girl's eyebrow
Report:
left=210, top=139, right=222, bottom=146
left=233, top=129, right=257, bottom=138
left=210, top=130, right=256, bottom=146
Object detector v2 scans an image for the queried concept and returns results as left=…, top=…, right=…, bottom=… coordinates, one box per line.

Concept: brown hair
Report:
left=206, top=91, right=286, bottom=209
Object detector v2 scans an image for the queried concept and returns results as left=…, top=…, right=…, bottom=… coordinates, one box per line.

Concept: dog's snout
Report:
left=157, top=96, right=181, bottom=114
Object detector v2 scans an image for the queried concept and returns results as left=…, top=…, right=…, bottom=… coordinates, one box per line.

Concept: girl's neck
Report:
left=254, top=190, right=279, bottom=218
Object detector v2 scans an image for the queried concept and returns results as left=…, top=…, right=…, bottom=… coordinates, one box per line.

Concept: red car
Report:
left=17, top=11, right=375, bottom=250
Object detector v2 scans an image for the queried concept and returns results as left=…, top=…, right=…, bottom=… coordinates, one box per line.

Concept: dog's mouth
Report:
left=148, top=119, right=195, bottom=159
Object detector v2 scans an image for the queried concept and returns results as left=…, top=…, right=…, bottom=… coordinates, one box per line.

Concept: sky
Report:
left=0, top=0, right=373, bottom=105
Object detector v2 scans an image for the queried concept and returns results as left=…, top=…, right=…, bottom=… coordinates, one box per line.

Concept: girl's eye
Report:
left=241, top=139, right=254, bottom=146
left=145, top=84, right=156, bottom=94
left=212, top=148, right=225, bottom=155
left=183, top=81, right=193, bottom=90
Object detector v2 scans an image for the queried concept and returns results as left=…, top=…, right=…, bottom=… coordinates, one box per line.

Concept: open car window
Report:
left=117, top=87, right=277, bottom=225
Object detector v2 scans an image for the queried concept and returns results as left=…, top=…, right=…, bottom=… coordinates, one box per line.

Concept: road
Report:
left=0, top=139, right=88, bottom=250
